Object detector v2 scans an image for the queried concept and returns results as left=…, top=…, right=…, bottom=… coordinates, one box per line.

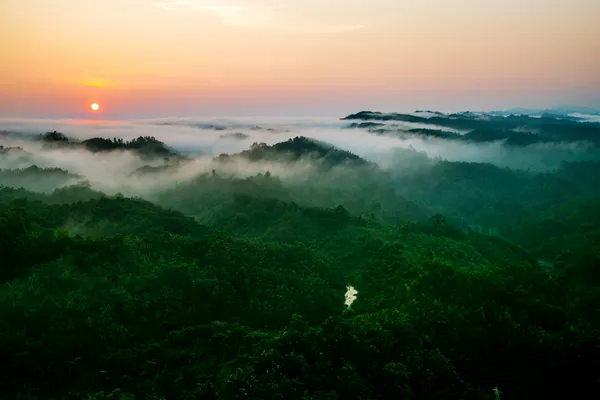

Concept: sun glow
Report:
left=90, top=103, right=100, bottom=111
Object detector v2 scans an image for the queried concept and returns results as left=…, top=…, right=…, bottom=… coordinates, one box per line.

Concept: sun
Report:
left=90, top=103, right=100, bottom=111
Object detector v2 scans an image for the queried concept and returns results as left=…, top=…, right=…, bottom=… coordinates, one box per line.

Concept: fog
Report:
left=571, top=113, right=600, bottom=123
left=2, top=116, right=600, bottom=198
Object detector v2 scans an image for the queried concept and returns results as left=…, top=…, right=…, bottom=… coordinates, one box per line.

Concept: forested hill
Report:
left=0, top=124, right=600, bottom=399
left=342, top=110, right=600, bottom=146
left=216, top=136, right=371, bottom=168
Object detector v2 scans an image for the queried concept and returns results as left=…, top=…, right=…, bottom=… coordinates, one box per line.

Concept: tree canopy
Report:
left=1, top=124, right=600, bottom=399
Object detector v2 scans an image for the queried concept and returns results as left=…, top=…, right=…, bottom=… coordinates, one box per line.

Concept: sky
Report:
left=1, top=0, right=599, bottom=118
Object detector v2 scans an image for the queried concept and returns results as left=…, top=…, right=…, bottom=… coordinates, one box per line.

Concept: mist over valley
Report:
left=2, top=108, right=600, bottom=399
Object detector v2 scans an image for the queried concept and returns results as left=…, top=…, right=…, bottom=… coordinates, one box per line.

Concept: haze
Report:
left=1, top=0, right=599, bottom=118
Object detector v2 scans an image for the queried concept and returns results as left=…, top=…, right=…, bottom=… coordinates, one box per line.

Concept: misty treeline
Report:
left=1, top=121, right=600, bottom=400
left=37, top=131, right=179, bottom=160
left=343, top=109, right=600, bottom=146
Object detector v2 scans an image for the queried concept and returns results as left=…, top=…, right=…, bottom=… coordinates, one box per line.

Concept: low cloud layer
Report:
left=1, top=115, right=599, bottom=197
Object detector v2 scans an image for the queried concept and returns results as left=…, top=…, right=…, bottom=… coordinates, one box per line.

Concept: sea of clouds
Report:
left=1, top=115, right=599, bottom=196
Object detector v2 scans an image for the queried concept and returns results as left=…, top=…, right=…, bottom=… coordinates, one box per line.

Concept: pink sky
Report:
left=1, top=0, right=599, bottom=118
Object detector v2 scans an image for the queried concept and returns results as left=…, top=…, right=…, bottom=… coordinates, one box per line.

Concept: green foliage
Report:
left=0, top=165, right=81, bottom=192
left=33, top=131, right=179, bottom=159
left=1, top=137, right=600, bottom=399
left=82, top=136, right=178, bottom=158
left=217, top=136, right=369, bottom=168
left=156, top=168, right=428, bottom=229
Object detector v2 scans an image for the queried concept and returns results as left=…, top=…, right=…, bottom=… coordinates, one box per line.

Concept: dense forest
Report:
left=1, top=113, right=599, bottom=399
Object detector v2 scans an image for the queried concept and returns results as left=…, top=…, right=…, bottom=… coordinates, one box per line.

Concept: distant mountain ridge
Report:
left=490, top=105, right=600, bottom=117
left=342, top=108, right=600, bottom=146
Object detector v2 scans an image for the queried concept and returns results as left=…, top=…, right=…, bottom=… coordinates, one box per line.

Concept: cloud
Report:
left=155, top=0, right=273, bottom=27
left=3, top=114, right=599, bottom=230
left=1, top=113, right=597, bottom=199
left=154, top=0, right=366, bottom=33
left=2, top=115, right=599, bottom=178
left=570, top=113, right=600, bottom=123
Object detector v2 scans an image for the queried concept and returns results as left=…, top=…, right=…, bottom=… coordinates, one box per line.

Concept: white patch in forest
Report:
left=345, top=285, right=358, bottom=307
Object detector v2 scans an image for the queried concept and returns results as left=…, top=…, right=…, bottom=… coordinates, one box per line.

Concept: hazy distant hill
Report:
left=219, top=132, right=250, bottom=140
left=342, top=109, right=600, bottom=146
left=342, top=111, right=429, bottom=123
left=491, top=105, right=600, bottom=117
left=0, top=145, right=30, bottom=156
left=0, top=165, right=82, bottom=192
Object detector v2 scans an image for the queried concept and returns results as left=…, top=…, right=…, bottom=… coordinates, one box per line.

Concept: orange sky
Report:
left=1, top=0, right=599, bottom=117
